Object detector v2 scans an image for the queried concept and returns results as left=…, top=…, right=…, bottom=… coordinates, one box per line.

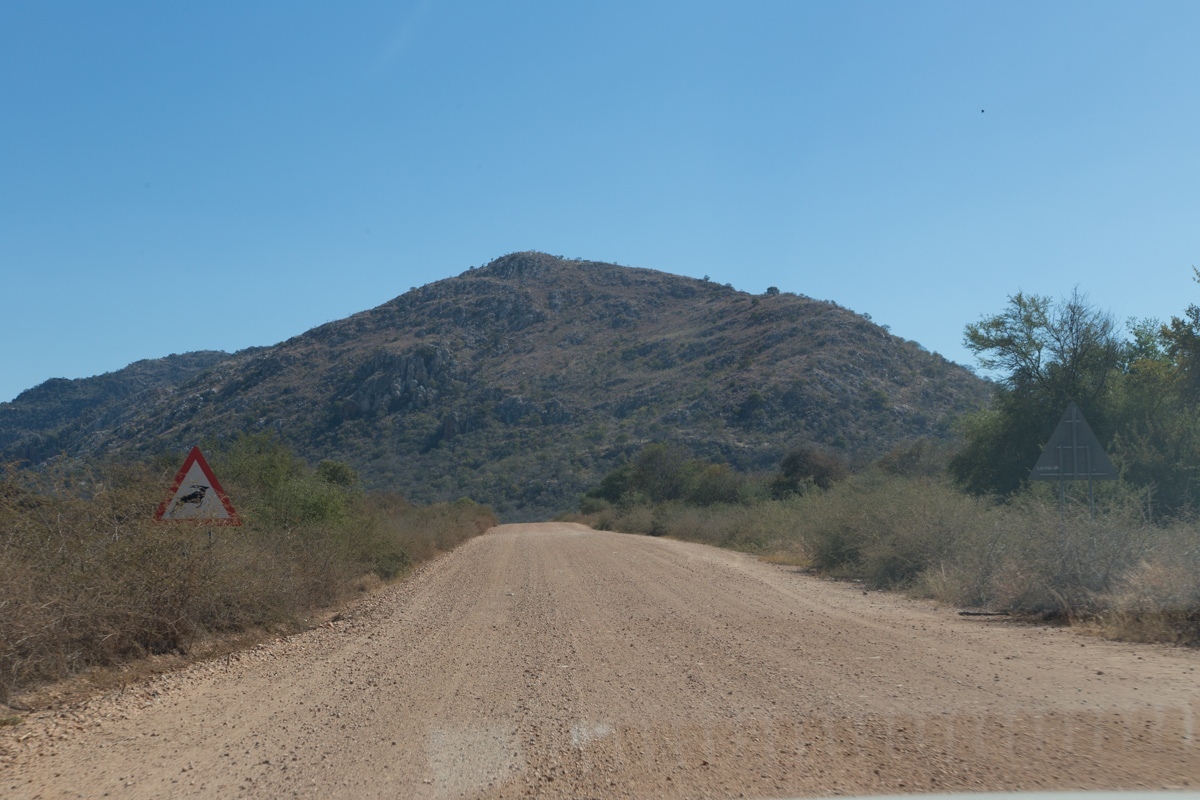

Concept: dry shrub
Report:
left=364, top=496, right=497, bottom=572
left=0, top=458, right=496, bottom=703
left=803, top=476, right=989, bottom=589
left=800, top=479, right=1156, bottom=616
left=586, top=468, right=1191, bottom=641
left=614, top=504, right=655, bottom=535
left=1100, top=524, right=1200, bottom=644
left=650, top=500, right=810, bottom=554
left=949, top=498, right=1155, bottom=618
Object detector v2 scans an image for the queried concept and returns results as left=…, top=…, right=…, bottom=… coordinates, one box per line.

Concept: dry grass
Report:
left=580, top=471, right=1199, bottom=644
left=1098, top=524, right=1200, bottom=644
left=0, top=457, right=496, bottom=704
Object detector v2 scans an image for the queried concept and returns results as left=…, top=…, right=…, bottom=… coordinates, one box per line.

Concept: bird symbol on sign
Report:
left=176, top=484, right=209, bottom=507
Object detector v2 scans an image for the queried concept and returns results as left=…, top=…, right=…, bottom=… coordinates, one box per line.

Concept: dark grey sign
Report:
left=1031, top=402, right=1118, bottom=481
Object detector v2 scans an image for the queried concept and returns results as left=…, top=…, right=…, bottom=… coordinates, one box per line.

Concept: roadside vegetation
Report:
left=574, top=276, right=1200, bottom=646
left=0, top=433, right=496, bottom=704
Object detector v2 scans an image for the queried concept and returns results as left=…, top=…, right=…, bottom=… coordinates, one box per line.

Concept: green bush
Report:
left=583, top=443, right=749, bottom=508
left=770, top=445, right=848, bottom=497
left=578, top=495, right=611, bottom=515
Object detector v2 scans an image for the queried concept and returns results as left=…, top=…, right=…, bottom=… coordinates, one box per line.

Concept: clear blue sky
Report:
left=3, top=1, right=1198, bottom=403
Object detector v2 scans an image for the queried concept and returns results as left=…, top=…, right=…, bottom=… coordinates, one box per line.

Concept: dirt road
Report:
left=3, top=522, right=1199, bottom=798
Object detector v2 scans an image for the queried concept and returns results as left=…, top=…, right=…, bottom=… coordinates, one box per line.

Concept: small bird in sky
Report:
left=981, top=109, right=985, bottom=113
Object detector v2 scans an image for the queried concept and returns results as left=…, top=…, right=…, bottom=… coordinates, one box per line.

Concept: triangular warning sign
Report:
left=155, top=446, right=242, bottom=525
left=1031, top=402, right=1118, bottom=481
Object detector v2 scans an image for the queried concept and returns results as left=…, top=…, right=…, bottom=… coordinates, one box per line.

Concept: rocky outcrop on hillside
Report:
left=342, top=345, right=459, bottom=417
left=0, top=253, right=989, bottom=519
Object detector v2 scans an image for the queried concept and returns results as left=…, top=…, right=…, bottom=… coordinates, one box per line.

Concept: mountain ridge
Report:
left=1, top=252, right=989, bottom=519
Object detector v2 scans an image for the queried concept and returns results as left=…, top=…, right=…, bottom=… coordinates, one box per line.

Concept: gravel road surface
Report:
left=3, top=522, right=1198, bottom=799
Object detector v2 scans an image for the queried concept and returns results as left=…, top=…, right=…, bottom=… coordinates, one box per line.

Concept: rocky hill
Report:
left=0, top=252, right=988, bottom=519
left=0, top=350, right=234, bottom=465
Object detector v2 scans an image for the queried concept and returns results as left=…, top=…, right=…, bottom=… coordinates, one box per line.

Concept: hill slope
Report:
left=0, top=350, right=234, bottom=465
left=0, top=253, right=988, bottom=518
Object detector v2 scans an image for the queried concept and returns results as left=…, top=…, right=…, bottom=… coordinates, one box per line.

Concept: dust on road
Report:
left=4, top=522, right=1198, bottom=798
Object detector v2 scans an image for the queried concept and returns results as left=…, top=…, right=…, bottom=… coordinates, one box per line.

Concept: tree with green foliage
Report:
left=950, top=290, right=1121, bottom=497
left=629, top=443, right=693, bottom=503
left=584, top=443, right=748, bottom=508
left=953, top=278, right=1200, bottom=515
left=1106, top=277, right=1200, bottom=516
left=317, top=459, right=360, bottom=488
left=1162, top=269, right=1200, bottom=403
left=209, top=433, right=356, bottom=529
left=770, top=445, right=848, bottom=497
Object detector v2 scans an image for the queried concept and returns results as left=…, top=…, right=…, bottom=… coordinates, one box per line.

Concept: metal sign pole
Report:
left=1057, top=445, right=1066, bottom=516
left=1087, top=447, right=1095, bottom=517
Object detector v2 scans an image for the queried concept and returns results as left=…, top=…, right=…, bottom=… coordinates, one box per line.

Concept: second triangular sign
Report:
left=1031, top=402, right=1118, bottom=482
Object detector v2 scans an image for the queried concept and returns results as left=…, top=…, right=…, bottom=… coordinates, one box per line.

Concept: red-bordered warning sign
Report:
left=154, top=446, right=242, bottom=525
